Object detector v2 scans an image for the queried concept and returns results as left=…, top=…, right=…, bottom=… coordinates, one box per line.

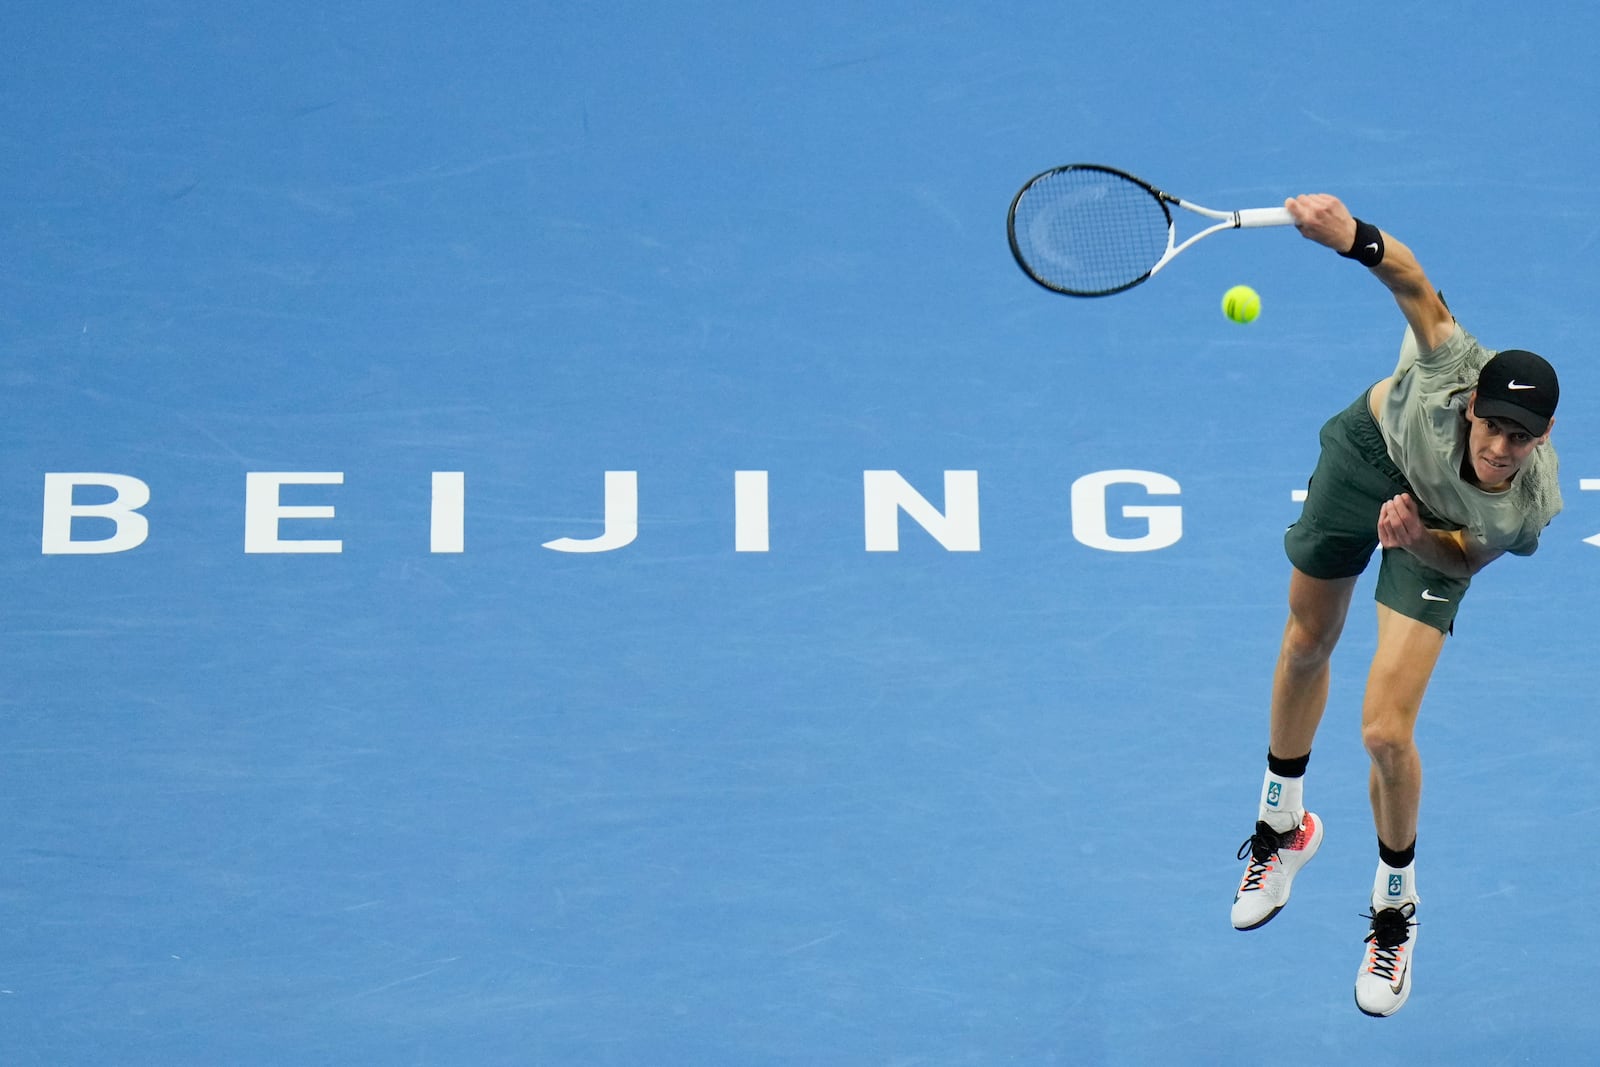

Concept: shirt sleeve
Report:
left=1409, top=323, right=1474, bottom=372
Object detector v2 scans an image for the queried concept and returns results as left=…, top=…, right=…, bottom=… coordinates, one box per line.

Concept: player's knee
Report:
left=1361, top=716, right=1415, bottom=768
left=1280, top=612, right=1340, bottom=671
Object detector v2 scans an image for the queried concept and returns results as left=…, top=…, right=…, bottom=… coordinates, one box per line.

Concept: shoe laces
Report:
left=1235, top=821, right=1283, bottom=890
left=1361, top=901, right=1418, bottom=979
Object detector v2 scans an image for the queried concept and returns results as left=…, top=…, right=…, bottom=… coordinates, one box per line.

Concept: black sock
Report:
left=1266, top=749, right=1310, bottom=778
left=1378, top=838, right=1416, bottom=869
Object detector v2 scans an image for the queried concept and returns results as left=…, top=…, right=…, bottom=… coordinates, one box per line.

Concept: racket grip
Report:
left=1235, top=207, right=1295, bottom=229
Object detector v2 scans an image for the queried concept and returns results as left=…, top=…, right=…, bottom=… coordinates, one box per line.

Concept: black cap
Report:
left=1474, top=349, right=1559, bottom=436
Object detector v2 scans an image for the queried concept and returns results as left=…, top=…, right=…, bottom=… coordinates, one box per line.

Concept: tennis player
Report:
left=1228, top=194, right=1562, bottom=1017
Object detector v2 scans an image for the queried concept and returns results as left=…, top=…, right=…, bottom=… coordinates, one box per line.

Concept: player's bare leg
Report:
left=1232, top=568, right=1356, bottom=930
left=1271, top=568, right=1359, bottom=759
left=1362, top=604, right=1442, bottom=851
left=1354, top=603, right=1442, bottom=1016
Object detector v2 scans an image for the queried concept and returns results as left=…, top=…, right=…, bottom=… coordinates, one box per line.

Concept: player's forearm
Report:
left=1368, top=234, right=1455, bottom=350
left=1284, top=195, right=1455, bottom=349
left=1369, top=233, right=1427, bottom=299
left=1399, top=529, right=1473, bottom=578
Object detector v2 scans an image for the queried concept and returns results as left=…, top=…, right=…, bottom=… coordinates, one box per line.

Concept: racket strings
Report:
left=1009, top=169, right=1172, bottom=295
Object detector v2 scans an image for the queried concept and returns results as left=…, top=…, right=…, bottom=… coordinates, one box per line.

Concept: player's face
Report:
left=1465, top=393, right=1549, bottom=490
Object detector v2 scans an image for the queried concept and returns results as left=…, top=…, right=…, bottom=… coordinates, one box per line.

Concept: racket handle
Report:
left=1235, top=207, right=1295, bottom=229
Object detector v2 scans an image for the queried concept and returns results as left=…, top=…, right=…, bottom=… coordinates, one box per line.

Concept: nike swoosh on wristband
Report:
left=1420, top=589, right=1450, bottom=602
left=1507, top=380, right=1537, bottom=390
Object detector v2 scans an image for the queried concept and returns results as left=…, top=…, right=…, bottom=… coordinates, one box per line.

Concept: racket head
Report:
left=1007, top=163, right=1175, bottom=297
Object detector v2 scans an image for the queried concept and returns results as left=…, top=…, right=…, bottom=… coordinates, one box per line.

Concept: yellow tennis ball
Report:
left=1222, top=284, right=1261, bottom=324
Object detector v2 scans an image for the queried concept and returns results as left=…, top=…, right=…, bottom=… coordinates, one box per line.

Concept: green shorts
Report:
left=1284, top=389, right=1468, bottom=634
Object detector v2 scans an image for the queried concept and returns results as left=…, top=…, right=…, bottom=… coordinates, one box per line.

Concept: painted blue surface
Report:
left=4, top=3, right=1598, bottom=1063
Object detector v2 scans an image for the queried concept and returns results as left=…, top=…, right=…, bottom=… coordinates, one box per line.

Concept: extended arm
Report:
left=1284, top=194, right=1456, bottom=351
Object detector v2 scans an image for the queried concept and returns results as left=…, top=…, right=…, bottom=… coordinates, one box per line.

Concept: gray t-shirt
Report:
left=1378, top=323, right=1562, bottom=557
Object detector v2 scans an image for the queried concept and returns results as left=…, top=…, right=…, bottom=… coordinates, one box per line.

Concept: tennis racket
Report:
left=1007, top=164, right=1295, bottom=297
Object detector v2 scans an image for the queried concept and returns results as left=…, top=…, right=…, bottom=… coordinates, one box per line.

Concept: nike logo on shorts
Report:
left=1420, top=589, right=1450, bottom=602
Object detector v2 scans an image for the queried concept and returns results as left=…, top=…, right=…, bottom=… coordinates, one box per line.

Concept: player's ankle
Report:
left=1258, top=751, right=1309, bottom=834
left=1262, top=809, right=1302, bottom=834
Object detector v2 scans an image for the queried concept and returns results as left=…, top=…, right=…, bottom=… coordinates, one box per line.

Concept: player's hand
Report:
left=1376, top=493, right=1428, bottom=549
left=1284, top=193, right=1357, bottom=254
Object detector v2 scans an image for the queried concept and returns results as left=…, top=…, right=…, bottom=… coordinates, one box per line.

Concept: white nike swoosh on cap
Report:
left=1507, top=380, right=1537, bottom=390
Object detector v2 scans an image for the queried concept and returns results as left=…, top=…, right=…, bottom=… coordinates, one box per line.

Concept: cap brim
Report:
left=1474, top=397, right=1549, bottom=437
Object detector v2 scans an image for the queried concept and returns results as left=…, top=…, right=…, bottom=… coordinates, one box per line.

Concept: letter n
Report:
left=863, top=470, right=980, bottom=552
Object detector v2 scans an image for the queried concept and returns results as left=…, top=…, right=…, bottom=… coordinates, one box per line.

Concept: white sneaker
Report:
left=1355, top=901, right=1418, bottom=1017
left=1230, top=812, right=1323, bottom=931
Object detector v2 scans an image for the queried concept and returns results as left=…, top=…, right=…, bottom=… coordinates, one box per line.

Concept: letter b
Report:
left=41, top=473, right=151, bottom=554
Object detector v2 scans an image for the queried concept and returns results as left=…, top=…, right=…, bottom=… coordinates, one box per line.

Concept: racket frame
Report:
left=1007, top=163, right=1294, bottom=297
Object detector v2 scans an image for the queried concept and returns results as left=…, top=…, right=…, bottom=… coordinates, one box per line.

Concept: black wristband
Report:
left=1339, top=218, right=1384, bottom=267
